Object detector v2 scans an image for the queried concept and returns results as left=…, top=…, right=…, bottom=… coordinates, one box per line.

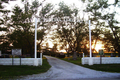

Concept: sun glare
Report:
left=59, top=50, right=66, bottom=53
left=47, top=41, right=53, bottom=48
left=95, top=44, right=103, bottom=52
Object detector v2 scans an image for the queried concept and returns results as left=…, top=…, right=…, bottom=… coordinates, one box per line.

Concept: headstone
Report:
left=60, top=52, right=64, bottom=55
left=0, top=51, right=1, bottom=56
left=111, top=53, right=114, bottom=57
left=73, top=51, right=77, bottom=60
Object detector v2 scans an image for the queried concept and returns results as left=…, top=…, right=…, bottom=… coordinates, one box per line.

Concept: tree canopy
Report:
left=0, top=0, right=120, bottom=57
left=84, top=0, right=120, bottom=56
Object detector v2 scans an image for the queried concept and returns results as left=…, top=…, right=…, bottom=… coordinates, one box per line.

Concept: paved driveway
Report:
left=20, top=56, right=120, bottom=80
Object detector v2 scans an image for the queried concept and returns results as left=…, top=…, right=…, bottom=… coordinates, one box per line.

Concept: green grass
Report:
left=62, top=57, right=81, bottom=65
left=0, top=57, right=51, bottom=79
left=60, top=57, right=120, bottom=73
left=82, top=64, right=120, bottom=73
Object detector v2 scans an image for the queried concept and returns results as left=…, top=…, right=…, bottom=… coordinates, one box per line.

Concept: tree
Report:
left=8, top=30, right=34, bottom=56
left=7, top=0, right=40, bottom=56
left=102, top=29, right=115, bottom=53
left=0, top=0, right=10, bottom=53
left=8, top=3, right=35, bottom=56
left=52, top=43, right=57, bottom=52
left=52, top=2, right=89, bottom=57
left=37, top=3, right=54, bottom=46
left=84, top=0, right=120, bottom=56
left=91, top=23, right=104, bottom=53
left=7, top=1, right=54, bottom=57
left=53, top=2, right=75, bottom=53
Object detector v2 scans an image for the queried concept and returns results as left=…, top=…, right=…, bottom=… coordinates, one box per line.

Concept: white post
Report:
left=89, top=20, right=93, bottom=65
left=83, top=53, right=84, bottom=58
left=89, top=20, right=92, bottom=58
left=40, top=53, right=42, bottom=65
left=40, top=53, right=42, bottom=58
left=82, top=53, right=85, bottom=65
left=34, top=17, right=38, bottom=66
left=35, top=17, right=37, bottom=59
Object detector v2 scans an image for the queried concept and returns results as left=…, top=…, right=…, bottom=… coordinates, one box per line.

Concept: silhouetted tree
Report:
left=84, top=0, right=120, bottom=56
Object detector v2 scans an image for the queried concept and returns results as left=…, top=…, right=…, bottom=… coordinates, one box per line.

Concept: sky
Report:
left=6, top=0, right=120, bottom=21
left=4, top=0, right=85, bottom=19
left=4, top=0, right=120, bottom=18
left=6, top=0, right=82, bottom=9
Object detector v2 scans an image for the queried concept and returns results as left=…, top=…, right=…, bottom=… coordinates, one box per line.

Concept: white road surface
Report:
left=19, top=56, right=120, bottom=80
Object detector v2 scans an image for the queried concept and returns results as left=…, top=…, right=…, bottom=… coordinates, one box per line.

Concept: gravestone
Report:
left=0, top=51, right=1, bottom=56
left=73, top=51, right=77, bottom=60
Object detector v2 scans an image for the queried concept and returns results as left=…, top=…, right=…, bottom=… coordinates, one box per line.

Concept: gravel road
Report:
left=19, top=56, right=120, bottom=80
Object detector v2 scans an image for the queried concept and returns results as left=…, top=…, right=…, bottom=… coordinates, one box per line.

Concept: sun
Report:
left=95, top=44, right=103, bottom=52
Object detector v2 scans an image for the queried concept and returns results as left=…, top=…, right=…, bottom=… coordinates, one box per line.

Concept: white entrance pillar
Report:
left=89, top=20, right=93, bottom=65
left=34, top=17, right=38, bottom=66
left=89, top=20, right=92, bottom=58
left=40, top=53, right=42, bottom=65
left=35, top=17, right=37, bottom=59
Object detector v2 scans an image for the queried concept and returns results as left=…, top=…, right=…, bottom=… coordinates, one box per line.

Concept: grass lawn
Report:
left=60, top=57, right=120, bottom=73
left=0, top=57, right=51, bottom=79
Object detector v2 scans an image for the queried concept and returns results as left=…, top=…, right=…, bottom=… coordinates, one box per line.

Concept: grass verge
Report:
left=60, top=57, right=120, bottom=73
left=0, top=57, right=51, bottom=79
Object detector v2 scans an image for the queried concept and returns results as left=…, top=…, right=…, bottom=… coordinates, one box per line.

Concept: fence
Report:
left=82, top=57, right=120, bottom=65
left=0, top=58, right=42, bottom=66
